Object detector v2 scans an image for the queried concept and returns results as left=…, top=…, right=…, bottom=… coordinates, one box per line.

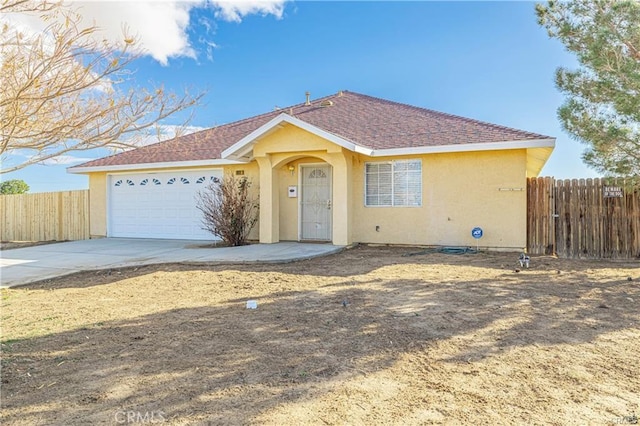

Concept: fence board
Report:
left=0, top=190, right=89, bottom=242
left=527, top=177, right=640, bottom=259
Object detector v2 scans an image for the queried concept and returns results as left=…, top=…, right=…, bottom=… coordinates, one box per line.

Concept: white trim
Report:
left=107, top=174, right=114, bottom=237
left=370, top=138, right=555, bottom=157
left=68, top=159, right=246, bottom=174
left=297, top=163, right=303, bottom=241
left=106, top=166, right=224, bottom=176
left=221, top=113, right=374, bottom=160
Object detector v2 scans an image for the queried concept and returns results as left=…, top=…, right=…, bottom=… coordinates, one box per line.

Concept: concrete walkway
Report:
left=0, top=238, right=344, bottom=288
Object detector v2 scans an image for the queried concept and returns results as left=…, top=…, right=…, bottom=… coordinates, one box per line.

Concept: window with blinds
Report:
left=365, top=159, right=421, bottom=207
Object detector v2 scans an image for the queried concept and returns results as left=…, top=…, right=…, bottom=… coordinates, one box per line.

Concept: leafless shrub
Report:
left=196, top=176, right=259, bottom=246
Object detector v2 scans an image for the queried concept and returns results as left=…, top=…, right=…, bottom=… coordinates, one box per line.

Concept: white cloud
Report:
left=74, top=1, right=198, bottom=65
left=211, top=0, right=286, bottom=23
left=3, top=1, right=288, bottom=65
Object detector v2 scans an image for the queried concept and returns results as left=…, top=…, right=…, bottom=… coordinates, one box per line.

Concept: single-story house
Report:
left=68, top=90, right=555, bottom=249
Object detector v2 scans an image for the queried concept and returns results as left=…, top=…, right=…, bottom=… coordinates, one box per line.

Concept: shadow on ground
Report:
left=2, top=245, right=639, bottom=424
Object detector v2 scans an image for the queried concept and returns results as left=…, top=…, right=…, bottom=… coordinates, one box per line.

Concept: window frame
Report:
left=364, top=159, right=422, bottom=207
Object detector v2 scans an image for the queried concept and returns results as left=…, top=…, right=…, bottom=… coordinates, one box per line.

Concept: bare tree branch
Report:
left=0, top=0, right=204, bottom=173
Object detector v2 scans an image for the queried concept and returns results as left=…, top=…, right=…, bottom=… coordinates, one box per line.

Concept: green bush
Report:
left=0, top=179, right=29, bottom=194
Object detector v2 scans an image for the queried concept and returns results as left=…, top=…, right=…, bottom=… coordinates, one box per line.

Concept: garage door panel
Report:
left=177, top=192, right=193, bottom=202
left=109, top=170, right=222, bottom=240
left=149, top=210, right=163, bottom=219
left=177, top=211, right=192, bottom=220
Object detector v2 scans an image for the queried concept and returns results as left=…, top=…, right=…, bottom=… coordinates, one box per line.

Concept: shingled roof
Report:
left=70, top=90, right=552, bottom=170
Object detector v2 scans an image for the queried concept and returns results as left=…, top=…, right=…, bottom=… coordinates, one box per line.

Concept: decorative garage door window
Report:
left=365, top=159, right=421, bottom=207
left=114, top=179, right=138, bottom=187
left=195, top=176, right=220, bottom=184
left=114, top=176, right=217, bottom=187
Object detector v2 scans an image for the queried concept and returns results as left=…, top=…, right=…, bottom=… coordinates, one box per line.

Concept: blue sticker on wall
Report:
left=471, top=227, right=483, bottom=239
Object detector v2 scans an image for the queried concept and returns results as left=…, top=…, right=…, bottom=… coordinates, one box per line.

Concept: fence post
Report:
left=58, top=192, right=64, bottom=241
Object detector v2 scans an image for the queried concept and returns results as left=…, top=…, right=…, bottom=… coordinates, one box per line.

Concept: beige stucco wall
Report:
left=85, top=123, right=529, bottom=249
left=351, top=149, right=528, bottom=249
left=88, top=172, right=107, bottom=238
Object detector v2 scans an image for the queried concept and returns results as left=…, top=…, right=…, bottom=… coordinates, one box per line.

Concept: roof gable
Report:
left=222, top=113, right=374, bottom=161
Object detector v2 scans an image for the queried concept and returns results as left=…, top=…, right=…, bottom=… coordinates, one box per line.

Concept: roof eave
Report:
left=370, top=138, right=556, bottom=157
left=67, top=158, right=249, bottom=174
left=526, top=145, right=555, bottom=178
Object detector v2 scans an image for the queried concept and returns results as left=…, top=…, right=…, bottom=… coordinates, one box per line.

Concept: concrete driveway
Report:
left=0, top=238, right=344, bottom=288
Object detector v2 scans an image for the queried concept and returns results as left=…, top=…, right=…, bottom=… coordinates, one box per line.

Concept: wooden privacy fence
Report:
left=528, top=177, right=640, bottom=259
left=0, top=190, right=89, bottom=242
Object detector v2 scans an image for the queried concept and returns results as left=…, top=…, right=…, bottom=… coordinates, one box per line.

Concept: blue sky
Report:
left=3, top=1, right=599, bottom=193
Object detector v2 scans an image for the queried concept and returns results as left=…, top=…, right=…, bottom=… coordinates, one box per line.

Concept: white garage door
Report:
left=108, top=170, right=223, bottom=240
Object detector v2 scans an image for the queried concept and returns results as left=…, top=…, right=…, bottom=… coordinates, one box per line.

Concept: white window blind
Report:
left=365, top=160, right=421, bottom=207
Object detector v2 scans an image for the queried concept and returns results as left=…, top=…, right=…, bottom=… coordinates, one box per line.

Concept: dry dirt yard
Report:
left=1, top=245, right=638, bottom=425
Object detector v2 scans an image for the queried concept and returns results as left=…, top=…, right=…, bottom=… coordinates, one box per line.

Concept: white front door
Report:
left=300, top=164, right=332, bottom=241
left=108, top=170, right=223, bottom=240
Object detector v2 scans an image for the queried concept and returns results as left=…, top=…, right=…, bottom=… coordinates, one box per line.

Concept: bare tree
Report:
left=0, top=0, right=203, bottom=173
left=196, top=176, right=259, bottom=246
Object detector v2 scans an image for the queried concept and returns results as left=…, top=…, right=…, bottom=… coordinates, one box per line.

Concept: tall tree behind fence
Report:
left=0, top=190, right=89, bottom=242
left=528, top=177, right=640, bottom=258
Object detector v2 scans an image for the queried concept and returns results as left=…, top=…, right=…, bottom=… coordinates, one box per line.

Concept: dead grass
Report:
left=1, top=246, right=638, bottom=425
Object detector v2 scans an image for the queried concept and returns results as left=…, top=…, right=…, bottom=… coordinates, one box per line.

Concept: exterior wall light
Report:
left=288, top=164, right=295, bottom=175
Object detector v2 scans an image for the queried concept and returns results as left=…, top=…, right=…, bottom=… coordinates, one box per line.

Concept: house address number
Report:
left=603, top=186, right=623, bottom=198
